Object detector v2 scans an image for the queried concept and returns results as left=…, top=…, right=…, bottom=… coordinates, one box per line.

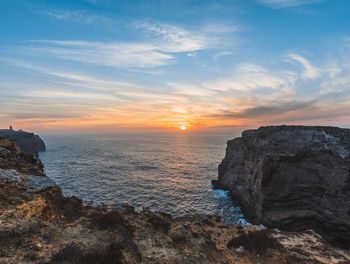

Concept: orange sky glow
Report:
left=1, top=1, right=350, bottom=134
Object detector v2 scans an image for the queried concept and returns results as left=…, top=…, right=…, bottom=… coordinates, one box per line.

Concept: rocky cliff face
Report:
left=0, top=129, right=46, bottom=157
left=217, top=126, right=350, bottom=248
left=1, top=132, right=349, bottom=263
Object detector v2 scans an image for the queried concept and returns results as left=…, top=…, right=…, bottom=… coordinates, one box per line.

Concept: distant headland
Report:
left=0, top=126, right=46, bottom=157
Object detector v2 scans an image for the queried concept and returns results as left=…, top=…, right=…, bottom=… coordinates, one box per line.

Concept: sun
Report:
left=179, top=125, right=187, bottom=131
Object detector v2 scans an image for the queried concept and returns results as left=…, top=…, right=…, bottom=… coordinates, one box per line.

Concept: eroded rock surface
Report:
left=217, top=125, right=350, bottom=248
left=1, top=131, right=349, bottom=263
left=0, top=139, right=45, bottom=176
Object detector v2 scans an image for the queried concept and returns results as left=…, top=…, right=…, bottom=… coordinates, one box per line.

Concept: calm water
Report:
left=40, top=133, right=247, bottom=224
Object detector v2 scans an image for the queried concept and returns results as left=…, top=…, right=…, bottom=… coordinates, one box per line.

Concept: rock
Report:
left=0, top=169, right=21, bottom=183
left=235, top=246, right=245, bottom=253
left=211, top=179, right=227, bottom=190
left=228, top=228, right=350, bottom=263
left=0, top=139, right=45, bottom=175
left=0, top=129, right=46, bottom=157
left=25, top=175, right=57, bottom=191
left=1, top=128, right=350, bottom=263
left=217, top=125, right=350, bottom=248
left=0, top=147, right=10, bottom=157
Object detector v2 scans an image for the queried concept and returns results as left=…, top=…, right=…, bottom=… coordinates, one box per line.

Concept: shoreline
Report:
left=1, top=132, right=350, bottom=263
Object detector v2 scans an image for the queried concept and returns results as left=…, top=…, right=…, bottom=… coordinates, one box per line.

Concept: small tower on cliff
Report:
left=9, top=125, right=13, bottom=131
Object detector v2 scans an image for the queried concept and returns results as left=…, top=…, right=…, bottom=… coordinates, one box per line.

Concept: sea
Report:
left=40, top=132, right=248, bottom=225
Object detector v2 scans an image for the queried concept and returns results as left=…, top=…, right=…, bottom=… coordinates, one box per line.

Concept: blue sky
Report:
left=1, top=0, right=350, bottom=132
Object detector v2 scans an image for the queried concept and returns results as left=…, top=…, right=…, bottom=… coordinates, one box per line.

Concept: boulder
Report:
left=217, top=125, right=350, bottom=248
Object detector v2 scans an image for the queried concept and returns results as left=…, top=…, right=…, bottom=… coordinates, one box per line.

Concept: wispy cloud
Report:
left=22, top=40, right=173, bottom=69
left=286, top=53, right=319, bottom=79
left=258, top=0, right=324, bottom=9
left=4, top=42, right=350, bottom=130
left=133, top=21, right=241, bottom=53
left=134, top=22, right=208, bottom=52
left=164, top=44, right=350, bottom=126
left=205, top=63, right=297, bottom=91
left=1, top=27, right=350, bottom=130
left=11, top=20, right=240, bottom=70
left=1, top=0, right=350, bottom=132
left=39, top=9, right=111, bottom=24
left=2, top=49, right=350, bottom=130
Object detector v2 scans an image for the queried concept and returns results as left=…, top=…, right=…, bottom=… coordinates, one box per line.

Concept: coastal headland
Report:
left=215, top=126, right=350, bottom=249
left=0, top=128, right=349, bottom=263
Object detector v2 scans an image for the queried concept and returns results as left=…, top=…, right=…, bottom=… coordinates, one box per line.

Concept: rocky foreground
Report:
left=1, top=134, right=350, bottom=263
left=216, top=126, right=350, bottom=249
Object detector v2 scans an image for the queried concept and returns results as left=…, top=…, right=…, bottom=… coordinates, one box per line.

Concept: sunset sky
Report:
left=1, top=0, right=350, bottom=133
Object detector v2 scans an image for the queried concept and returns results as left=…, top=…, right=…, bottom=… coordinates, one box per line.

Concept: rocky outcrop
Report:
left=0, top=129, right=46, bottom=157
left=1, top=131, right=349, bottom=263
left=216, top=125, right=350, bottom=248
left=0, top=139, right=45, bottom=176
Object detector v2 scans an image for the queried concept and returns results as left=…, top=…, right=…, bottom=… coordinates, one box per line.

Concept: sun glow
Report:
left=179, top=124, right=187, bottom=131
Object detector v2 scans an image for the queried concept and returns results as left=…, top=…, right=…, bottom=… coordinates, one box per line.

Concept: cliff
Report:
left=1, top=134, right=349, bottom=263
left=0, top=129, right=46, bottom=157
left=216, top=125, right=350, bottom=249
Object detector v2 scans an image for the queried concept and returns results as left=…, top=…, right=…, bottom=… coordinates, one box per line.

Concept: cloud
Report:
left=2, top=36, right=350, bottom=130
left=26, top=89, right=114, bottom=101
left=39, top=9, right=112, bottom=24
left=210, top=101, right=314, bottom=119
left=207, top=97, right=350, bottom=125
left=206, top=63, right=296, bottom=91
left=0, top=94, right=90, bottom=123
left=134, top=22, right=208, bottom=52
left=6, top=20, right=241, bottom=71
left=22, top=40, right=173, bottom=69
left=133, top=21, right=242, bottom=53
left=9, top=112, right=83, bottom=120
left=0, top=58, right=232, bottom=129
left=165, top=45, right=350, bottom=126
left=258, top=0, right=324, bottom=8
left=7, top=63, right=188, bottom=105
left=286, top=53, right=319, bottom=79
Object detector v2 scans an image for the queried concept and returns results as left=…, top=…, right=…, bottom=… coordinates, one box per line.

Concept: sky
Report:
left=0, top=0, right=350, bottom=133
